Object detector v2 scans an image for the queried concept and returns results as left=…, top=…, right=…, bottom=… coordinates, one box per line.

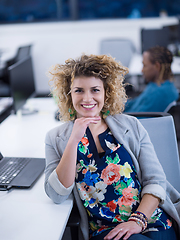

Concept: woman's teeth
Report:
left=82, top=105, right=95, bottom=108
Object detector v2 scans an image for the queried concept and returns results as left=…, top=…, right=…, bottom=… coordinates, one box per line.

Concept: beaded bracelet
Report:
left=130, top=215, right=147, bottom=225
left=133, top=216, right=146, bottom=229
left=131, top=212, right=148, bottom=225
left=134, top=211, right=148, bottom=222
left=128, top=217, right=145, bottom=231
left=128, top=211, right=148, bottom=231
left=130, top=214, right=147, bottom=226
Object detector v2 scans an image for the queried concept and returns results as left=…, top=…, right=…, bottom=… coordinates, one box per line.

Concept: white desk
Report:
left=0, top=98, right=73, bottom=240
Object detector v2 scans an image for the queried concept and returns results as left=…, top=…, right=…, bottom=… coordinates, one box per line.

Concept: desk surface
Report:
left=0, top=98, right=73, bottom=240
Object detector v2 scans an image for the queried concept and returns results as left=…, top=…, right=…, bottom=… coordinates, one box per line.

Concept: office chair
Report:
left=164, top=100, right=177, bottom=113
left=66, top=203, right=81, bottom=240
left=0, top=80, right=11, bottom=97
left=1, top=45, right=32, bottom=86
left=0, top=45, right=33, bottom=97
left=167, top=101, right=180, bottom=141
left=126, top=112, right=180, bottom=192
left=100, top=38, right=136, bottom=67
left=6, top=45, right=32, bottom=66
left=67, top=112, right=180, bottom=240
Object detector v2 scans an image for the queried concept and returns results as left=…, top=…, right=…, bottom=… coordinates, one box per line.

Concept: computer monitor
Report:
left=163, top=23, right=180, bottom=56
left=163, top=24, right=180, bottom=42
left=8, top=56, right=37, bottom=114
left=141, top=27, right=169, bottom=53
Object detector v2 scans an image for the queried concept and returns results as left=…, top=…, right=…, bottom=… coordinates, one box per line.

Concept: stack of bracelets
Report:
left=128, top=211, right=148, bottom=232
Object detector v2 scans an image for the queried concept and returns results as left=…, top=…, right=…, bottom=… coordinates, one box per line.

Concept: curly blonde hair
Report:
left=48, top=54, right=129, bottom=121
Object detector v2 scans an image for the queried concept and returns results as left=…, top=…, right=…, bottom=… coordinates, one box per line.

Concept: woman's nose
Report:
left=83, top=92, right=92, bottom=101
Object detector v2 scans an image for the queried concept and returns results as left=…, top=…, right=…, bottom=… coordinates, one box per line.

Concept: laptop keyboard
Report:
left=0, top=158, right=30, bottom=184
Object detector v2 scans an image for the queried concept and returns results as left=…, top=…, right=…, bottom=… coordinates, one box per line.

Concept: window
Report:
left=0, top=0, right=180, bottom=23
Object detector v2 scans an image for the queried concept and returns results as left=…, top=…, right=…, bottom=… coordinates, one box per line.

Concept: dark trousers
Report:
left=90, top=226, right=177, bottom=240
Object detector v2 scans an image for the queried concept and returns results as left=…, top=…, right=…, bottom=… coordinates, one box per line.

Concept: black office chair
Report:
left=0, top=45, right=32, bottom=97
left=6, top=45, right=32, bottom=67
left=66, top=203, right=80, bottom=240
left=167, top=101, right=180, bottom=141
left=0, top=81, right=11, bottom=97
left=1, top=45, right=32, bottom=84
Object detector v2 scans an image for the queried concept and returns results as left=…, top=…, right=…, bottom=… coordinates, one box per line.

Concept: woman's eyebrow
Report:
left=73, top=86, right=101, bottom=89
left=91, top=86, right=101, bottom=88
left=73, top=87, right=83, bottom=90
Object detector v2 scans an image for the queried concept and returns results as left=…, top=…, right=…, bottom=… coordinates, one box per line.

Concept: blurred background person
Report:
left=125, top=46, right=179, bottom=112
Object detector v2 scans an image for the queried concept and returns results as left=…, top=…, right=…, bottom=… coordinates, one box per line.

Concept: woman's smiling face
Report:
left=71, top=76, right=105, bottom=118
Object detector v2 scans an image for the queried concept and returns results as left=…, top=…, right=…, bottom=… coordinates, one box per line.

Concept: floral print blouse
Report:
left=75, top=127, right=172, bottom=237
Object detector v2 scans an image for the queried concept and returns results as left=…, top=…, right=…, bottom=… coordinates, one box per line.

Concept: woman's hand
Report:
left=104, top=221, right=142, bottom=240
left=69, top=116, right=101, bottom=145
left=56, top=116, right=101, bottom=187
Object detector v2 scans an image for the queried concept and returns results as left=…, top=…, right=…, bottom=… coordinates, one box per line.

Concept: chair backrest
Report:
left=139, top=115, right=180, bottom=192
left=6, top=45, right=32, bottom=68
left=15, top=45, right=32, bottom=62
left=168, top=102, right=180, bottom=141
left=164, top=100, right=177, bottom=113
left=100, top=38, right=136, bottom=67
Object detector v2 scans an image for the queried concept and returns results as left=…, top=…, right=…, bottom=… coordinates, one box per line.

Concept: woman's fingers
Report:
left=76, top=116, right=101, bottom=125
left=104, top=226, right=124, bottom=240
left=70, top=116, right=101, bottom=143
left=104, top=221, right=142, bottom=240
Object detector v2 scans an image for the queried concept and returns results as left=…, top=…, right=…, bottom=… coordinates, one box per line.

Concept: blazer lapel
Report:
left=105, top=114, right=130, bottom=141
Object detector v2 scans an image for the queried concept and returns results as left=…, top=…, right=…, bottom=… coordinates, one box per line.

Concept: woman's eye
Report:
left=75, top=89, right=83, bottom=93
left=92, top=89, right=100, bottom=92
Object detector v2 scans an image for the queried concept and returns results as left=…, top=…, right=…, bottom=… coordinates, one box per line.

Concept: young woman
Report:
left=44, top=54, right=179, bottom=240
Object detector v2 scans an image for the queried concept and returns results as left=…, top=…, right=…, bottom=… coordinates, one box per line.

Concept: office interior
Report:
left=1, top=16, right=180, bottom=140
left=0, top=2, right=180, bottom=239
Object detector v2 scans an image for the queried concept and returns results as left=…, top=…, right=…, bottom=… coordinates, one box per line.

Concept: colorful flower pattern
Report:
left=101, top=163, right=121, bottom=185
left=76, top=127, right=172, bottom=237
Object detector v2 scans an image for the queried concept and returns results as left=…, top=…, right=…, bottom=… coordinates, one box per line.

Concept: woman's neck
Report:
left=88, top=117, right=107, bottom=135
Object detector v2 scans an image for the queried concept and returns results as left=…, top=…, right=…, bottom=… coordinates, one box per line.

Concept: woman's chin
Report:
left=77, top=112, right=99, bottom=118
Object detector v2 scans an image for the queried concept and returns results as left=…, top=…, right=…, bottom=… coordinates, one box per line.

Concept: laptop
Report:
left=0, top=152, right=45, bottom=190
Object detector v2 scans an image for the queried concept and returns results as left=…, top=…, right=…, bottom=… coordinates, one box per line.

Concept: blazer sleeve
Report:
left=44, top=129, right=74, bottom=204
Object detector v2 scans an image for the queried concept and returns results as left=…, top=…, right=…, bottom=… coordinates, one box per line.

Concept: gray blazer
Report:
left=44, top=114, right=180, bottom=239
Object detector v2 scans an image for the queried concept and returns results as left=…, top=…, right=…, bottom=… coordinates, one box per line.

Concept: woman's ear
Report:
left=155, top=61, right=161, bottom=72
